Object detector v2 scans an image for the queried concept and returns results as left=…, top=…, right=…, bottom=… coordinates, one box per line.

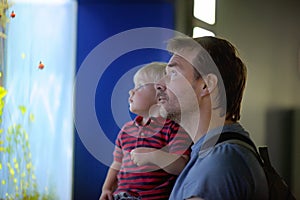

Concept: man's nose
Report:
left=155, top=79, right=166, bottom=91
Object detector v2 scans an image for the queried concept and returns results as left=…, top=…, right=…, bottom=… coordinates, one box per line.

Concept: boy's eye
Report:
left=134, top=85, right=144, bottom=91
left=134, top=83, right=153, bottom=91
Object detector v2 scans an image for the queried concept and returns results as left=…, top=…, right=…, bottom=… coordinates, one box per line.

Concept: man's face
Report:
left=156, top=54, right=201, bottom=118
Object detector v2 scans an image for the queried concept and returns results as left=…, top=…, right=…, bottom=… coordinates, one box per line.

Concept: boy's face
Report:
left=128, top=77, right=157, bottom=116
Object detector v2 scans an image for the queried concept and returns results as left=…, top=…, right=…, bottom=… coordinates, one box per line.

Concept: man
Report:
left=155, top=36, right=268, bottom=200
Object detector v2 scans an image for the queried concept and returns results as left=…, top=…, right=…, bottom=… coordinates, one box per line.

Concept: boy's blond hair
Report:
left=133, top=62, right=167, bottom=84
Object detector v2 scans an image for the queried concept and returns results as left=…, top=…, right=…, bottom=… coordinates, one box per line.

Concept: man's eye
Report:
left=170, top=70, right=178, bottom=78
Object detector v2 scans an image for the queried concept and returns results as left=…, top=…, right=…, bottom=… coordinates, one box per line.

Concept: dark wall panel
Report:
left=266, top=108, right=295, bottom=187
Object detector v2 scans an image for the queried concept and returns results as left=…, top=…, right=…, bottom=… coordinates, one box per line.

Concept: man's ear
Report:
left=200, top=73, right=218, bottom=97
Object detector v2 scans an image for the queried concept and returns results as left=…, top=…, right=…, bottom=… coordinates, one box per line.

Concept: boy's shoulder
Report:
left=120, top=119, right=136, bottom=130
left=154, top=116, right=179, bottom=126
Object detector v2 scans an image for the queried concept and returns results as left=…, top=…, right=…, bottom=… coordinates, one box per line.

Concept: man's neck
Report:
left=173, top=109, right=228, bottom=143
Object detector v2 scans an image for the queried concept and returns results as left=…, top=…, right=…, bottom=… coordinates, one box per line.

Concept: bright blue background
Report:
left=3, top=2, right=77, bottom=200
left=74, top=1, right=175, bottom=199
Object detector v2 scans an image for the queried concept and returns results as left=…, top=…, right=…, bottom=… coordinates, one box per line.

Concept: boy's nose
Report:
left=129, top=89, right=134, bottom=96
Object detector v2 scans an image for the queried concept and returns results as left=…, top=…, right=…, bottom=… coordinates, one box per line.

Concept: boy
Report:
left=100, top=62, right=192, bottom=200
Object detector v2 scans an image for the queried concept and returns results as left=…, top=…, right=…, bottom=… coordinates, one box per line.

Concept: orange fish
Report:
left=38, top=61, right=44, bottom=70
left=10, top=11, right=15, bottom=18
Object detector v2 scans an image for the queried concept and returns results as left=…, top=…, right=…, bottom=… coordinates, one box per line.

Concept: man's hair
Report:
left=134, top=62, right=167, bottom=84
left=167, top=36, right=247, bottom=121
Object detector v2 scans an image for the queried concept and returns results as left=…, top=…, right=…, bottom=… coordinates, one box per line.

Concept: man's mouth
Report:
left=157, top=93, right=168, bottom=103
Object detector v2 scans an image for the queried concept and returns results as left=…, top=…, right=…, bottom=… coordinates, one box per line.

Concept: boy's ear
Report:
left=199, top=73, right=218, bottom=97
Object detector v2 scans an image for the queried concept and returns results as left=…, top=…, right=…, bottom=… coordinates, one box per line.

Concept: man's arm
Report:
left=149, top=149, right=189, bottom=175
left=130, top=148, right=189, bottom=175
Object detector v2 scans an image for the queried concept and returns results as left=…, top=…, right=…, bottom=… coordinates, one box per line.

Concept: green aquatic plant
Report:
left=0, top=86, right=37, bottom=199
left=0, top=89, right=57, bottom=200
left=0, top=0, right=11, bottom=39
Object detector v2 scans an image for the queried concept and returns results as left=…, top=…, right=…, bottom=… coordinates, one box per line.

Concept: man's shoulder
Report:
left=201, top=143, right=248, bottom=163
left=195, top=142, right=260, bottom=177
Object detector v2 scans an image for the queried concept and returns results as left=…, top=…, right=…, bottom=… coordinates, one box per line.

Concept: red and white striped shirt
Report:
left=113, top=116, right=192, bottom=200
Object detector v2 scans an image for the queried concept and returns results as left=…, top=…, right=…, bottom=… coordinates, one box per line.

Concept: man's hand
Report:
left=130, top=147, right=157, bottom=166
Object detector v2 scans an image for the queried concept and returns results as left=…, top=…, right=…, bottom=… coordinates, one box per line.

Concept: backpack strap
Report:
left=217, top=132, right=255, bottom=146
left=258, top=147, right=296, bottom=199
left=258, top=146, right=271, bottom=166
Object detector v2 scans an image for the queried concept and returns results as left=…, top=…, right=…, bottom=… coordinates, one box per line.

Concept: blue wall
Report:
left=74, top=1, right=175, bottom=199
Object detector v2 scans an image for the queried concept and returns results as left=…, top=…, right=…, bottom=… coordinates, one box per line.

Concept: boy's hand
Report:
left=99, top=189, right=113, bottom=200
left=130, top=147, right=157, bottom=166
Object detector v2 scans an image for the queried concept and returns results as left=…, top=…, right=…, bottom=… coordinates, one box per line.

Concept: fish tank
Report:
left=0, top=0, right=77, bottom=199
